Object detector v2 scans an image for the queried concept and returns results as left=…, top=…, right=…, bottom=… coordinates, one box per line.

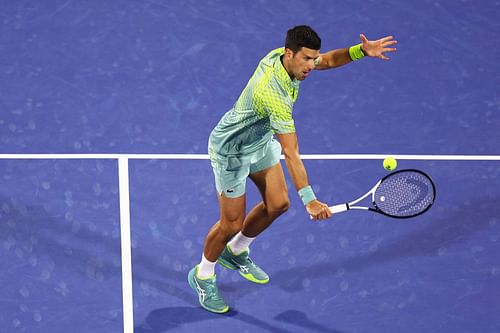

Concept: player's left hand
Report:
left=359, top=34, right=397, bottom=60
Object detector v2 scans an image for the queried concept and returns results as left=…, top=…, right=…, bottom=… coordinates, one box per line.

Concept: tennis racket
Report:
left=327, top=169, right=436, bottom=218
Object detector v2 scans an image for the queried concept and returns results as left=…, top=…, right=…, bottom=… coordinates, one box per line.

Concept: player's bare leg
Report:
left=188, top=193, right=246, bottom=313
left=203, top=194, right=246, bottom=261
left=218, top=162, right=289, bottom=284
left=243, top=162, right=290, bottom=237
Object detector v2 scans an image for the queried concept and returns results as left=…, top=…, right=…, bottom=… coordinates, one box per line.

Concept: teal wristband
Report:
left=298, top=185, right=317, bottom=205
left=349, top=44, right=366, bottom=61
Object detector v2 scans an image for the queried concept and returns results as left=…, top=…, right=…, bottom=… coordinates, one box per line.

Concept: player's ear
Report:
left=284, top=48, right=294, bottom=60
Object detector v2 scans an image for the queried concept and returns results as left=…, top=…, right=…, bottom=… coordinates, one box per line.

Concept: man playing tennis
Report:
left=189, top=25, right=397, bottom=313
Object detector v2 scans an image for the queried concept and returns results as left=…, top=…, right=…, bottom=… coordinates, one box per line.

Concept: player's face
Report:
left=287, top=47, right=320, bottom=81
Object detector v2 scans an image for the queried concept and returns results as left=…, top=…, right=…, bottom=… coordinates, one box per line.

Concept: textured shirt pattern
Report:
left=209, top=47, right=300, bottom=159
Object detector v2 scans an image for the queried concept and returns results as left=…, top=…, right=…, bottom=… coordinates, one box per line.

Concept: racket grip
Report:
left=309, top=203, right=349, bottom=220
left=329, top=204, right=349, bottom=214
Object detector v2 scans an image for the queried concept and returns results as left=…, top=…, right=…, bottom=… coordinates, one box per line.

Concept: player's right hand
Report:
left=307, top=200, right=332, bottom=220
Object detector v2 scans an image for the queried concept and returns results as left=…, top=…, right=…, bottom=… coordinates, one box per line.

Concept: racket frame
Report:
left=328, top=169, right=436, bottom=219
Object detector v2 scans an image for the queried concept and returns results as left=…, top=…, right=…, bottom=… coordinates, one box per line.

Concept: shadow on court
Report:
left=274, top=310, right=348, bottom=333
left=133, top=258, right=343, bottom=332
left=133, top=270, right=350, bottom=332
left=271, top=197, right=497, bottom=292
left=133, top=306, right=233, bottom=332
left=134, top=306, right=300, bottom=333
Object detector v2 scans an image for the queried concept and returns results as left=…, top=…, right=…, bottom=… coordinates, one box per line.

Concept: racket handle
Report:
left=309, top=203, right=349, bottom=220
left=329, top=203, right=349, bottom=214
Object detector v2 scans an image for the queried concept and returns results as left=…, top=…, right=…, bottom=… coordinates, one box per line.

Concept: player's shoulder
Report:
left=264, top=47, right=285, bottom=58
left=249, top=47, right=287, bottom=95
left=259, top=47, right=284, bottom=68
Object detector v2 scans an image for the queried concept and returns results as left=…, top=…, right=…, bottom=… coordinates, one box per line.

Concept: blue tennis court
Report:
left=1, top=1, right=499, bottom=332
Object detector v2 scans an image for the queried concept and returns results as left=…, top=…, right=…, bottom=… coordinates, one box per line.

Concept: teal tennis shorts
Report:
left=210, top=139, right=281, bottom=198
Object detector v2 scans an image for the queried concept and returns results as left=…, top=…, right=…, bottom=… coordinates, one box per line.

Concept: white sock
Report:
left=197, top=255, right=216, bottom=279
left=227, top=232, right=255, bottom=255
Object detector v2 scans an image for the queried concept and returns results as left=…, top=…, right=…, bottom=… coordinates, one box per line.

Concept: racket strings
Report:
left=374, top=171, right=435, bottom=217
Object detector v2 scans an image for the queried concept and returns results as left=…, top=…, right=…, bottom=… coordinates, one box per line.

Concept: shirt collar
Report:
left=274, top=48, right=300, bottom=101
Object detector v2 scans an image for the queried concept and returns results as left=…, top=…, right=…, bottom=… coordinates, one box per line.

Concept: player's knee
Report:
left=278, top=197, right=291, bottom=213
left=220, top=217, right=244, bottom=236
left=267, top=197, right=290, bottom=216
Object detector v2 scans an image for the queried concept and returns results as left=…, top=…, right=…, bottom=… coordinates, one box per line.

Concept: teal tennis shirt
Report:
left=209, top=47, right=300, bottom=159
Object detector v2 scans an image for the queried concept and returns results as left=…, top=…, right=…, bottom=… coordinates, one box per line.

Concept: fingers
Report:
left=379, top=46, right=397, bottom=60
left=324, top=204, right=333, bottom=218
left=382, top=42, right=397, bottom=51
left=380, top=35, right=394, bottom=42
left=363, top=34, right=397, bottom=46
left=378, top=39, right=397, bottom=60
left=311, top=204, right=332, bottom=221
left=360, top=34, right=397, bottom=60
left=383, top=47, right=397, bottom=53
left=382, top=39, right=397, bottom=46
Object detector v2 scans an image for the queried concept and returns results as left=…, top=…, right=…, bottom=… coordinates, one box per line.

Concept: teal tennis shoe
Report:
left=218, top=246, right=269, bottom=284
left=188, top=266, right=229, bottom=313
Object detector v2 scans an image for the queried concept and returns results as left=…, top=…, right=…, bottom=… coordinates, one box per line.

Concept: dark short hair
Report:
left=285, top=25, right=321, bottom=52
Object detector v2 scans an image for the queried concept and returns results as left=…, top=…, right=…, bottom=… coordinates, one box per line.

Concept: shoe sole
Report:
left=188, top=269, right=229, bottom=314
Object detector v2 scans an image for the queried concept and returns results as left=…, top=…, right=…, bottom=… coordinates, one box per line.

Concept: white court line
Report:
left=0, top=154, right=210, bottom=159
left=0, top=153, right=499, bottom=160
left=118, top=158, right=134, bottom=333
left=298, top=154, right=500, bottom=161
left=1, top=151, right=499, bottom=333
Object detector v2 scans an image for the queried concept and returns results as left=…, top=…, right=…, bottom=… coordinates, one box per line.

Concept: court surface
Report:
left=1, top=1, right=499, bottom=332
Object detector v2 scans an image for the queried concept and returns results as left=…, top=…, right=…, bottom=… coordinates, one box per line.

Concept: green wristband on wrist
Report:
left=298, top=185, right=317, bottom=205
left=349, top=43, right=366, bottom=61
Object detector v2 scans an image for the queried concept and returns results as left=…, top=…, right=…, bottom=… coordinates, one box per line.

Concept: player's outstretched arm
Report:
left=314, top=34, right=397, bottom=70
left=359, top=34, right=397, bottom=60
left=276, top=133, right=332, bottom=220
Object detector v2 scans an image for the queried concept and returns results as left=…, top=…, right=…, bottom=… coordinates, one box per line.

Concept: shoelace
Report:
left=244, top=255, right=260, bottom=267
left=233, top=252, right=258, bottom=270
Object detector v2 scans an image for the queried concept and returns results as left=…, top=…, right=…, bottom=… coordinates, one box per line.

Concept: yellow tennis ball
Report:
left=383, top=157, right=397, bottom=171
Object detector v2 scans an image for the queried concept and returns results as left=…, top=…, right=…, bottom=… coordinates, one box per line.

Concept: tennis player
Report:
left=188, top=25, right=397, bottom=313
